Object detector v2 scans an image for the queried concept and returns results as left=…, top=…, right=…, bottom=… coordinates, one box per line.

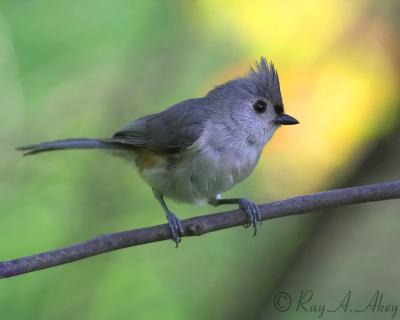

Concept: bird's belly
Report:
left=133, top=149, right=199, bottom=204
left=187, top=148, right=259, bottom=200
left=135, top=145, right=261, bottom=205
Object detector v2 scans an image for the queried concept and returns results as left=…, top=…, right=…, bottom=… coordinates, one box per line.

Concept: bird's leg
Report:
left=153, top=189, right=184, bottom=247
left=209, top=195, right=261, bottom=236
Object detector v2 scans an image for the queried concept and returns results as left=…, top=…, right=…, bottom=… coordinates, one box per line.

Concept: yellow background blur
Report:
left=0, top=1, right=399, bottom=319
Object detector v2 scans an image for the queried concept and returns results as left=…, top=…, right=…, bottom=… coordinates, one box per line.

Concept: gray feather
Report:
left=17, top=138, right=132, bottom=156
left=113, top=98, right=210, bottom=153
left=207, top=57, right=283, bottom=108
left=247, top=57, right=283, bottom=107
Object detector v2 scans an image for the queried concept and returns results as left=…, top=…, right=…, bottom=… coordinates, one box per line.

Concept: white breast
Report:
left=138, top=120, right=270, bottom=205
left=162, top=120, right=267, bottom=204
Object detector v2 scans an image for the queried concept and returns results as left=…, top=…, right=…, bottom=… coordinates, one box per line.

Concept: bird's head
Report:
left=207, top=57, right=299, bottom=146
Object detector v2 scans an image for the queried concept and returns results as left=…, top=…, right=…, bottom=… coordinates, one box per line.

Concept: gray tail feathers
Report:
left=17, top=138, right=132, bottom=156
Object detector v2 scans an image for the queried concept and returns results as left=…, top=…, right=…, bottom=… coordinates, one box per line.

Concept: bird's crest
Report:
left=247, top=57, right=283, bottom=107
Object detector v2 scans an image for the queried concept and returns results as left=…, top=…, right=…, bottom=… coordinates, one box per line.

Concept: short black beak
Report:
left=274, top=114, right=299, bottom=125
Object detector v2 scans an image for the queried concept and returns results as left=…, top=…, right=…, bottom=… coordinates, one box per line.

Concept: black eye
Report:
left=253, top=100, right=267, bottom=113
left=274, top=104, right=284, bottom=114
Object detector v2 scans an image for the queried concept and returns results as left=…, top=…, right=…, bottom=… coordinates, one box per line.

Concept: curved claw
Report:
left=238, top=198, right=261, bottom=236
left=166, top=212, right=184, bottom=247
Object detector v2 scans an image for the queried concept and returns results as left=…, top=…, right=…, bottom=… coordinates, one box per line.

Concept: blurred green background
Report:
left=0, top=0, right=399, bottom=319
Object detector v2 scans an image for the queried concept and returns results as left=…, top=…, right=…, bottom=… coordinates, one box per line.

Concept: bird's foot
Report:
left=166, top=211, right=184, bottom=247
left=239, top=198, right=261, bottom=236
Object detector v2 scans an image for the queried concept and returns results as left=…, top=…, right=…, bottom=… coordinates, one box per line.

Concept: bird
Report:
left=18, top=57, right=299, bottom=246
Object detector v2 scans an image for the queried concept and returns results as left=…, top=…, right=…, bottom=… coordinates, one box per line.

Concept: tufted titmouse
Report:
left=19, top=57, right=299, bottom=246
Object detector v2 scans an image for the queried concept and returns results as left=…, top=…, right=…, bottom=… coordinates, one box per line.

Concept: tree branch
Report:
left=1, top=180, right=400, bottom=279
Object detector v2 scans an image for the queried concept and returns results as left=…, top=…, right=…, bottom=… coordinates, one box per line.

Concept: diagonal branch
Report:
left=1, top=180, right=400, bottom=279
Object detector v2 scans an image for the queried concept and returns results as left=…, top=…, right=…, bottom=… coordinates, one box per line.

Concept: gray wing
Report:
left=112, top=98, right=210, bottom=153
